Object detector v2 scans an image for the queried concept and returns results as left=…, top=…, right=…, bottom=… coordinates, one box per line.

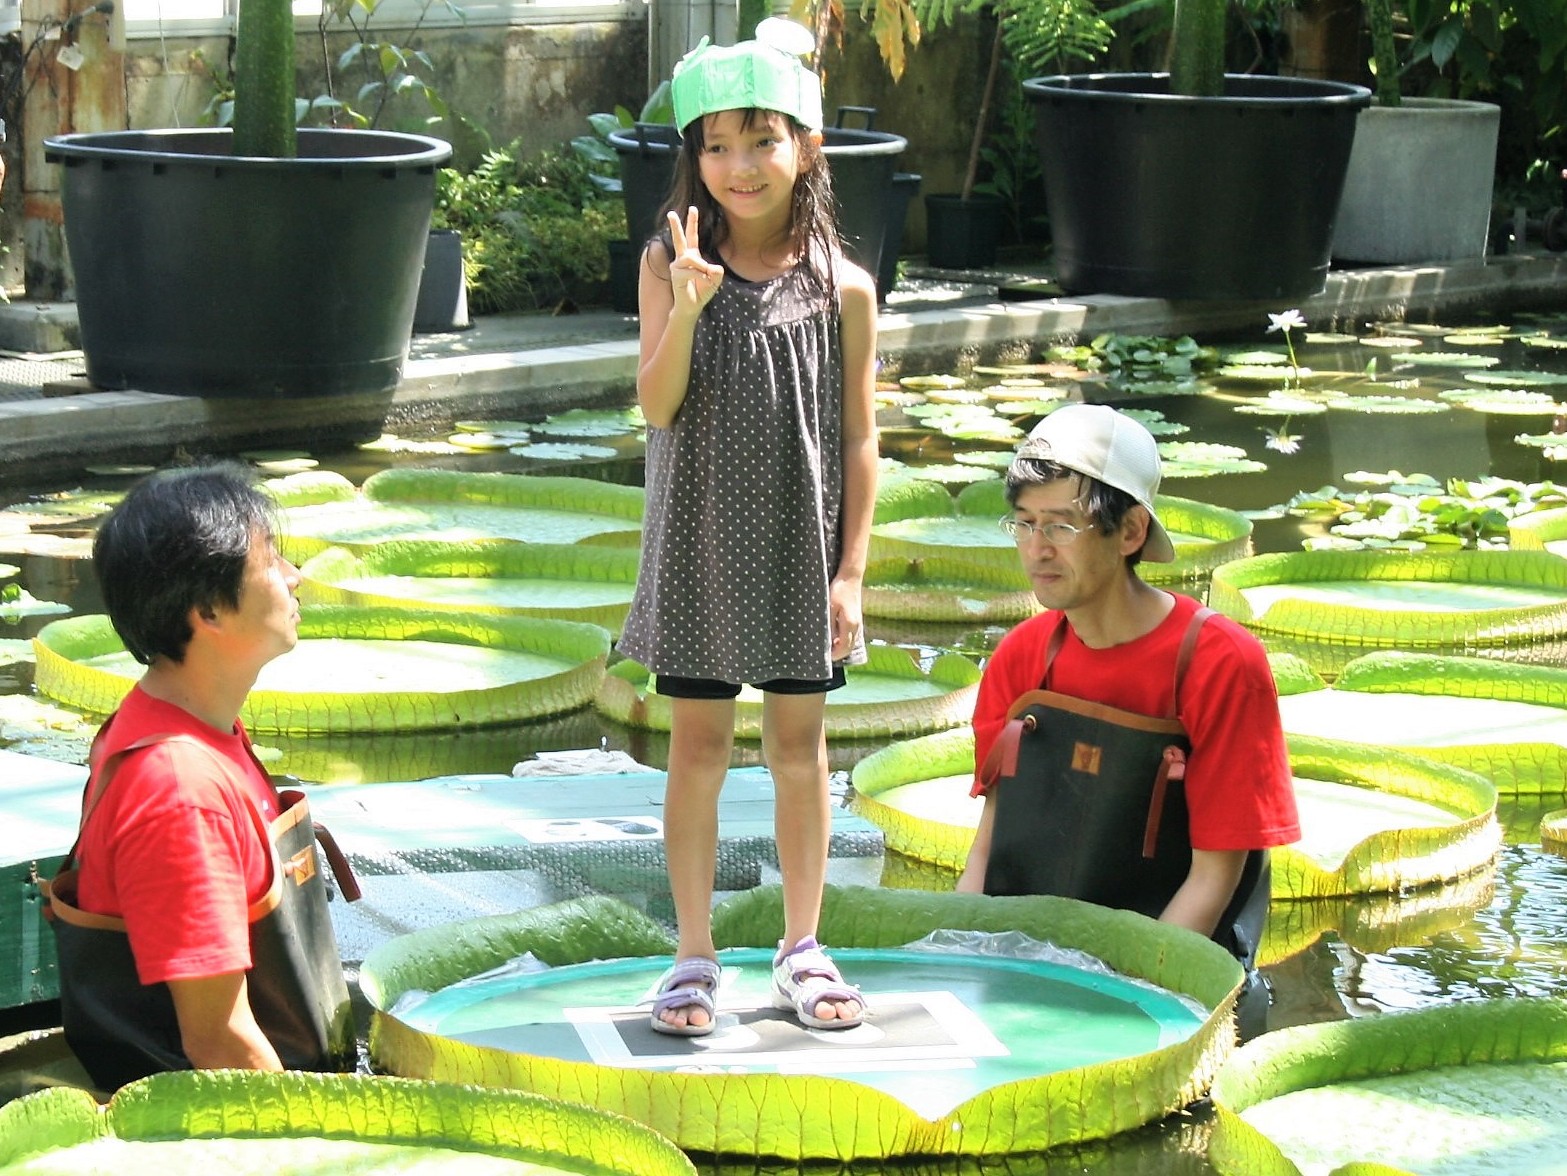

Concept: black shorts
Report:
left=654, top=667, right=847, bottom=699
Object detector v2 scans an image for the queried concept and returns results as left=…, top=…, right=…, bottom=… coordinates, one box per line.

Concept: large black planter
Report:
left=607, top=122, right=908, bottom=296
left=45, top=128, right=451, bottom=398
left=1022, top=74, right=1370, bottom=301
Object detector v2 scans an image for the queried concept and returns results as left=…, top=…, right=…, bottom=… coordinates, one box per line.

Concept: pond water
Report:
left=4, top=308, right=1567, bottom=1172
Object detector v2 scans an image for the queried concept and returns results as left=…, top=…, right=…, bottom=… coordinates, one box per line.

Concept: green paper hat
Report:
left=670, top=20, right=824, bottom=134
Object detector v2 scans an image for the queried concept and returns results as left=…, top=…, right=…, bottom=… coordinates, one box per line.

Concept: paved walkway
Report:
left=1, top=253, right=1563, bottom=487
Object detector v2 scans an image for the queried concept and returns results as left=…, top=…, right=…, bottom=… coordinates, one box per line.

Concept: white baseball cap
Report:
left=1010, top=403, right=1175, bottom=562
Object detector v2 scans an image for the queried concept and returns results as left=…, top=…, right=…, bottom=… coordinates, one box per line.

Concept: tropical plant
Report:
left=914, top=0, right=1112, bottom=201
left=569, top=82, right=674, bottom=196
left=231, top=0, right=296, bottom=156
left=433, top=143, right=628, bottom=314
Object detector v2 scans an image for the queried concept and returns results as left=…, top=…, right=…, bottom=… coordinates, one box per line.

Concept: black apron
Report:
left=980, top=609, right=1271, bottom=1018
left=44, top=730, right=360, bottom=1090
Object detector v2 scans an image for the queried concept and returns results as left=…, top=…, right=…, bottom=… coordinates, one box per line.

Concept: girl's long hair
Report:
left=653, top=108, right=839, bottom=299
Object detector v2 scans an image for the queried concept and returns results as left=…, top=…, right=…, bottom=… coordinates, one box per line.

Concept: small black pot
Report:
left=923, top=193, right=1004, bottom=270
left=1023, top=74, right=1370, bottom=301
left=414, top=229, right=471, bottom=334
left=46, top=128, right=451, bottom=397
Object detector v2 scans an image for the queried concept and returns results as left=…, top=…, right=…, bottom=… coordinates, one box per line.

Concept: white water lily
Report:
left=1267, top=309, right=1307, bottom=334
left=1266, top=309, right=1306, bottom=386
left=1263, top=426, right=1303, bottom=455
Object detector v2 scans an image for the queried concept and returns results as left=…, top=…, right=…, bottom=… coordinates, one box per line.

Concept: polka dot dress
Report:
left=619, top=258, right=867, bottom=684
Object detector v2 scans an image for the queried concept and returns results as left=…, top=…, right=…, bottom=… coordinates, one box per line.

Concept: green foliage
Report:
left=433, top=143, right=628, bottom=314
left=915, top=0, right=1113, bottom=72
left=1281, top=474, right=1567, bottom=551
left=569, top=82, right=674, bottom=196
left=1045, top=332, right=1220, bottom=389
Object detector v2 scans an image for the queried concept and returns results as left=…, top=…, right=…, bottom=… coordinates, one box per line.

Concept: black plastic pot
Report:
left=607, top=118, right=908, bottom=295
left=46, top=128, right=451, bottom=397
left=877, top=172, right=921, bottom=296
left=923, top=193, right=1004, bottom=270
left=413, top=229, right=471, bottom=333
left=1022, top=74, right=1370, bottom=301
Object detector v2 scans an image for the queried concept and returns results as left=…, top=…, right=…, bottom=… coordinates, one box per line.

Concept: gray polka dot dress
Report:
left=619, top=258, right=867, bottom=684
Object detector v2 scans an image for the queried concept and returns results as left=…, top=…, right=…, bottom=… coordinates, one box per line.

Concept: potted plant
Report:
left=1021, top=0, right=1371, bottom=300
left=43, top=0, right=452, bottom=398
left=1330, top=0, right=1501, bottom=264
left=915, top=0, right=1111, bottom=269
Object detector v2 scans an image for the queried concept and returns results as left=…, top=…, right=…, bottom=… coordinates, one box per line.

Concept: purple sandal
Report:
left=771, top=936, right=864, bottom=1030
left=648, top=956, right=721, bottom=1037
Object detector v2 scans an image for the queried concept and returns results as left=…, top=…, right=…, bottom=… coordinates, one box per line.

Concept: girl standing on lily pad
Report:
left=616, top=19, right=878, bottom=1037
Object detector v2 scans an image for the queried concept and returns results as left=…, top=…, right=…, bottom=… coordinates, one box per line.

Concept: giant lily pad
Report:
left=1156, top=442, right=1268, bottom=477
left=595, top=643, right=981, bottom=740
left=299, top=540, right=640, bottom=635
left=33, top=607, right=611, bottom=733
left=363, top=889, right=1243, bottom=1160
left=1276, top=652, right=1567, bottom=795
left=1207, top=550, right=1567, bottom=651
left=847, top=731, right=1499, bottom=902
left=1277, top=735, right=1499, bottom=900
left=272, top=469, right=644, bottom=562
left=1509, top=505, right=1567, bottom=558
left=1209, top=998, right=1567, bottom=1176
left=0, top=1070, right=695, bottom=1174
left=861, top=556, right=1038, bottom=625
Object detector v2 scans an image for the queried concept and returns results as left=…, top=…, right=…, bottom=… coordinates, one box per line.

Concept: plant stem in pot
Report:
left=233, top=0, right=297, bottom=158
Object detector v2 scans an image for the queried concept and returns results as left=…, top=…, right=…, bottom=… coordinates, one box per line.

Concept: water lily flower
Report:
left=1267, top=309, right=1307, bottom=334
left=1263, top=424, right=1302, bottom=455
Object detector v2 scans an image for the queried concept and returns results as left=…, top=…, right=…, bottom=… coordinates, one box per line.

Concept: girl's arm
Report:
left=829, top=261, right=879, bottom=658
left=637, top=207, right=725, bottom=429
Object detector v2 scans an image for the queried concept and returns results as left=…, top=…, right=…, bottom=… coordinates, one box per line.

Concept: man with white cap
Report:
left=956, top=403, right=1298, bottom=1034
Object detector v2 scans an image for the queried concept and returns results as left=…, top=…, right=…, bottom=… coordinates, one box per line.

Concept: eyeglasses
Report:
left=998, top=516, right=1094, bottom=545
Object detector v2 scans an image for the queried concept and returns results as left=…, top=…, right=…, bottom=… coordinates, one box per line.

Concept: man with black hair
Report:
left=957, top=404, right=1298, bottom=1035
left=46, top=463, right=355, bottom=1089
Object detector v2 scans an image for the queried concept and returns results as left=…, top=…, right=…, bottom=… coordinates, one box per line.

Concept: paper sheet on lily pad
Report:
left=1239, top=1060, right=1567, bottom=1176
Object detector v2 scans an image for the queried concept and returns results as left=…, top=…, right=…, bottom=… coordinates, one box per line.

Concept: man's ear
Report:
left=1119, top=505, right=1153, bottom=555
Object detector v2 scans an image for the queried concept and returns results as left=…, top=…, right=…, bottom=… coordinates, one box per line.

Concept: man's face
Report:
left=1009, top=480, right=1137, bottom=612
left=222, top=529, right=301, bottom=666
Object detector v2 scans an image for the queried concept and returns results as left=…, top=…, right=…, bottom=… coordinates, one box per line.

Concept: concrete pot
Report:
left=1332, top=98, right=1501, bottom=265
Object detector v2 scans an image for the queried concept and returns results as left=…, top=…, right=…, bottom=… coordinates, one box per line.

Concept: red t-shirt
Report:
left=74, top=686, right=279, bottom=985
left=971, top=592, right=1300, bottom=852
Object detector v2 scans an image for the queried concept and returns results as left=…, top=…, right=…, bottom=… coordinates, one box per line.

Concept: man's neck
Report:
left=138, top=658, right=248, bottom=734
left=1064, top=577, right=1174, bottom=650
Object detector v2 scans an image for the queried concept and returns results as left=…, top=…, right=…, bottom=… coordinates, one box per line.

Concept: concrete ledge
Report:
left=0, top=252, right=1562, bottom=487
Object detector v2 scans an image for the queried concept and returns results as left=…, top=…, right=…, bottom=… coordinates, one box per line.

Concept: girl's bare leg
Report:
left=658, top=696, right=735, bottom=1031
left=762, top=690, right=861, bottom=1023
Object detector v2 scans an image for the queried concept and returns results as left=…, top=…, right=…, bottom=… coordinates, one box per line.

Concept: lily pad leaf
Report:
left=1387, top=350, right=1501, bottom=368
left=508, top=442, right=620, bottom=461
left=1157, top=442, right=1267, bottom=477
left=1466, top=368, right=1567, bottom=387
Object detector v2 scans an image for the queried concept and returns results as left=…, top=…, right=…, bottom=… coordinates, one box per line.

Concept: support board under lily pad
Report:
left=846, top=731, right=1500, bottom=901
left=1277, top=651, right=1567, bottom=795
left=869, top=481, right=1252, bottom=587
left=1207, top=549, right=1567, bottom=673
left=1209, top=998, right=1567, bottom=1176
left=33, top=606, right=611, bottom=733
left=298, top=539, right=640, bottom=635
left=362, top=888, right=1244, bottom=1160
left=269, top=468, right=645, bottom=563
left=595, top=644, right=981, bottom=740
left=0, top=1070, right=695, bottom=1174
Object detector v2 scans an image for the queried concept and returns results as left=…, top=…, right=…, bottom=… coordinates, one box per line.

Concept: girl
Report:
left=616, top=25, right=878, bottom=1037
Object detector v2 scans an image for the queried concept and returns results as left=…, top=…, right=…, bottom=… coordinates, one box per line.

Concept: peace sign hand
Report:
left=668, top=206, right=724, bottom=316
